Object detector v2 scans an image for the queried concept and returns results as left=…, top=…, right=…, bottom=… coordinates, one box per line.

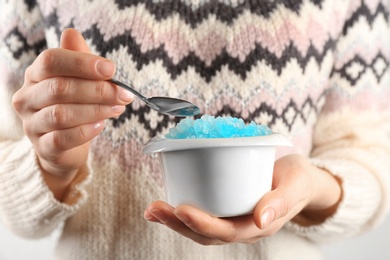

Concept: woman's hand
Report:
left=144, top=154, right=341, bottom=245
left=12, top=29, right=133, bottom=201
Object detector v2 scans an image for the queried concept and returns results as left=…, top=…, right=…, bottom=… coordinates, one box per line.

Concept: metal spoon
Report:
left=109, top=78, right=200, bottom=117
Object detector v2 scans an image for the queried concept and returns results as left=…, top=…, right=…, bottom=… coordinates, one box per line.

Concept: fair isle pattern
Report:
left=2, top=1, right=388, bottom=140
left=1, top=0, right=389, bottom=162
left=1, top=0, right=389, bottom=166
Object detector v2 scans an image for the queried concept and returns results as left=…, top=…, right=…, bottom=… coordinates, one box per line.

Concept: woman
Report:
left=1, top=0, right=389, bottom=259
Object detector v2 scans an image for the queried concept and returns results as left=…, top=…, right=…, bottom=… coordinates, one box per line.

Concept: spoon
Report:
left=109, top=78, right=200, bottom=117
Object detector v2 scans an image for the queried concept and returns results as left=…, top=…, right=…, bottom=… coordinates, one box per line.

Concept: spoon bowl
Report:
left=109, top=78, right=200, bottom=117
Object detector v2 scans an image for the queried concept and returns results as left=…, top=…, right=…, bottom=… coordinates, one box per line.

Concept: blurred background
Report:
left=1, top=215, right=389, bottom=259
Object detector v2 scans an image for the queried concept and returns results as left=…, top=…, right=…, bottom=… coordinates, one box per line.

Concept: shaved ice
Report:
left=166, top=115, right=272, bottom=139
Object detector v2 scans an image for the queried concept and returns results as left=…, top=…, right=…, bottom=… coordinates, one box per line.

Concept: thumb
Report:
left=252, top=155, right=313, bottom=230
left=60, top=28, right=90, bottom=53
left=253, top=182, right=310, bottom=230
left=59, top=28, right=117, bottom=80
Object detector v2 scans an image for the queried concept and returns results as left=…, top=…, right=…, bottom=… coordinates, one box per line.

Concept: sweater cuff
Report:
left=284, top=158, right=382, bottom=243
left=0, top=137, right=90, bottom=238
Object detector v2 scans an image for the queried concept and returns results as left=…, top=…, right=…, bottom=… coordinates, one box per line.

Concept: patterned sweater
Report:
left=1, top=0, right=390, bottom=259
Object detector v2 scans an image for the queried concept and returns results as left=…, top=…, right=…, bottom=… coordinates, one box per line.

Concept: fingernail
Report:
left=144, top=210, right=153, bottom=220
left=96, top=60, right=115, bottom=77
left=174, top=211, right=189, bottom=224
left=260, top=207, right=275, bottom=230
left=150, top=209, right=166, bottom=222
left=118, top=89, right=134, bottom=103
left=92, top=121, right=104, bottom=129
left=112, top=105, right=125, bottom=114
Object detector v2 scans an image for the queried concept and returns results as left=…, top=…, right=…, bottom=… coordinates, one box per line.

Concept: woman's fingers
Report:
left=253, top=188, right=309, bottom=230
left=11, top=29, right=131, bottom=178
left=36, top=120, right=105, bottom=161
left=25, top=104, right=125, bottom=135
left=173, top=205, right=261, bottom=243
left=60, top=28, right=91, bottom=53
left=145, top=201, right=264, bottom=245
left=25, top=48, right=115, bottom=83
left=21, top=77, right=132, bottom=110
left=253, top=155, right=312, bottom=230
left=145, top=201, right=223, bottom=245
left=145, top=155, right=337, bottom=245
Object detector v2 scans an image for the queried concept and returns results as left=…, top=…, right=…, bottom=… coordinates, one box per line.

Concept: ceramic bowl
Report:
left=143, top=133, right=292, bottom=217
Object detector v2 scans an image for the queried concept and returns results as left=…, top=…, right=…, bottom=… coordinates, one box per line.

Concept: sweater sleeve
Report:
left=284, top=0, right=390, bottom=243
left=0, top=0, right=90, bottom=239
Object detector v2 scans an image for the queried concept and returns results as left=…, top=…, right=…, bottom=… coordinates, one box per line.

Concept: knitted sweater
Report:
left=1, top=0, right=390, bottom=259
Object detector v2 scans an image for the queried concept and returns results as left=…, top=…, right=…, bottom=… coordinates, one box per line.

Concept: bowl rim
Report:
left=142, top=133, right=292, bottom=154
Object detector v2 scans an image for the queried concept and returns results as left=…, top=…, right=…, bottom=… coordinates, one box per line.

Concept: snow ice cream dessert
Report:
left=166, top=115, right=272, bottom=139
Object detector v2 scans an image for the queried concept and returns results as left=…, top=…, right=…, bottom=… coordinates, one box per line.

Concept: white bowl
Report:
left=143, top=134, right=292, bottom=217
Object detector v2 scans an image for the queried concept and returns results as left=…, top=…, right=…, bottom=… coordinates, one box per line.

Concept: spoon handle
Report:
left=109, top=78, right=144, bottom=101
left=108, top=78, right=160, bottom=111
left=109, top=78, right=160, bottom=111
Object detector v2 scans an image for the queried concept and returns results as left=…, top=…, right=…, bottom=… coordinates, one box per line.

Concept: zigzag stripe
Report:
left=85, top=24, right=335, bottom=82
left=39, top=1, right=341, bottom=61
left=103, top=48, right=331, bottom=114
left=109, top=93, right=324, bottom=137
left=10, top=0, right=386, bottom=66
left=113, top=0, right=321, bottom=26
left=343, top=2, right=389, bottom=35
